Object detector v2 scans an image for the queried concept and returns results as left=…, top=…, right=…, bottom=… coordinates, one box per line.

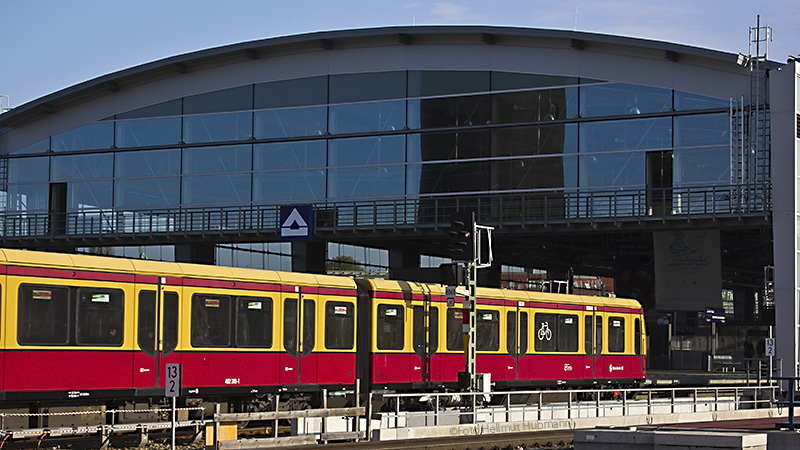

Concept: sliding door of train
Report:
left=507, top=302, right=528, bottom=381
left=280, top=290, right=316, bottom=386
left=134, top=278, right=180, bottom=388
left=583, top=308, right=602, bottom=381
left=412, top=295, right=438, bottom=384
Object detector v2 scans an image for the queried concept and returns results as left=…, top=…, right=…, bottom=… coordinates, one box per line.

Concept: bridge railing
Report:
left=0, top=183, right=771, bottom=241
left=379, top=384, right=779, bottom=430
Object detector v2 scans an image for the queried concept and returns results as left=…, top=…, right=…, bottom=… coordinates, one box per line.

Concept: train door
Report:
left=507, top=303, right=528, bottom=380
left=134, top=280, right=180, bottom=388
left=412, top=296, right=438, bottom=384
left=280, top=291, right=316, bottom=386
left=583, top=309, right=603, bottom=382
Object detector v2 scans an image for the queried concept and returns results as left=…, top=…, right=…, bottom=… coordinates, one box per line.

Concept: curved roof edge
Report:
left=0, top=25, right=774, bottom=127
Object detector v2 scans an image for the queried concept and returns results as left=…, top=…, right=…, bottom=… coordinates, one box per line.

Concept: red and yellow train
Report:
left=0, top=248, right=645, bottom=407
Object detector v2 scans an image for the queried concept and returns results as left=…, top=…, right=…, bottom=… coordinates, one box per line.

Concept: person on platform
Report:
left=743, top=339, right=755, bottom=369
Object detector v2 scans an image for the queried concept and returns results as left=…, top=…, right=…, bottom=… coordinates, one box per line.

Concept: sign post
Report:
left=165, top=363, right=181, bottom=450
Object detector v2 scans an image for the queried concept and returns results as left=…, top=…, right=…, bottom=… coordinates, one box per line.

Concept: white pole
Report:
left=171, top=396, right=176, bottom=450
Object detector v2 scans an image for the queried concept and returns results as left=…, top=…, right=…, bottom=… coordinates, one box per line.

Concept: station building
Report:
left=0, top=26, right=797, bottom=375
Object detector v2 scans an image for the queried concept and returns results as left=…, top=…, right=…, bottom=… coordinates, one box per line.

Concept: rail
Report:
left=0, top=183, right=772, bottom=245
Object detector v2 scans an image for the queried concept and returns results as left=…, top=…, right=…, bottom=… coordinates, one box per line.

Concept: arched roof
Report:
left=0, top=25, right=772, bottom=128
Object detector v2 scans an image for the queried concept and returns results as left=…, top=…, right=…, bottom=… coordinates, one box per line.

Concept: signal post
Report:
left=444, top=212, right=493, bottom=392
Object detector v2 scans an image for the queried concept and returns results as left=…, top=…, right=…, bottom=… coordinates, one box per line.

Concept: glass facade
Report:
left=2, top=71, right=732, bottom=222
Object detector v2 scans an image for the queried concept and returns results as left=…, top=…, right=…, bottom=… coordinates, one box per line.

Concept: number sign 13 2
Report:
left=165, top=364, right=181, bottom=397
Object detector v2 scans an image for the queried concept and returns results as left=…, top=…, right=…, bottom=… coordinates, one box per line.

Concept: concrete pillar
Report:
left=175, top=243, right=215, bottom=265
left=291, top=241, right=326, bottom=274
left=388, top=245, right=439, bottom=282
left=733, top=286, right=755, bottom=323
left=770, top=60, right=800, bottom=377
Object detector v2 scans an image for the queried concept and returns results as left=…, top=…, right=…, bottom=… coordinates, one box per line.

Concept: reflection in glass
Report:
left=408, top=71, right=489, bottom=97
left=328, top=135, right=405, bottom=167
left=5, top=183, right=49, bottom=212
left=407, top=160, right=492, bottom=195
left=494, top=124, right=577, bottom=157
left=117, top=99, right=182, bottom=119
left=407, top=130, right=491, bottom=161
left=408, top=95, right=490, bottom=129
left=68, top=181, right=113, bottom=209
left=115, top=149, right=181, bottom=177
left=329, top=100, right=405, bottom=134
left=255, top=106, right=327, bottom=138
left=11, top=138, right=49, bottom=155
left=327, top=135, right=404, bottom=199
left=183, top=112, right=252, bottom=143
left=674, top=91, right=729, bottom=111
left=115, top=117, right=181, bottom=148
left=254, top=141, right=326, bottom=170
left=580, top=83, right=672, bottom=118
left=254, top=170, right=325, bottom=202
left=330, top=72, right=406, bottom=103
left=579, top=152, right=645, bottom=188
left=9, top=157, right=49, bottom=182
left=255, top=76, right=327, bottom=109
left=580, top=118, right=672, bottom=153
left=184, top=85, right=253, bottom=114
left=491, top=72, right=580, bottom=91
left=183, top=144, right=251, bottom=174
left=493, top=87, right=578, bottom=123
left=674, top=146, right=729, bottom=184
left=674, top=113, right=729, bottom=147
left=182, top=173, right=251, bottom=205
left=51, top=122, right=114, bottom=152
left=115, top=177, right=180, bottom=207
left=253, top=141, right=325, bottom=208
left=52, top=153, right=114, bottom=181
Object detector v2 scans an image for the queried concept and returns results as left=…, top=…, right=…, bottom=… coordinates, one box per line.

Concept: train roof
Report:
left=356, top=277, right=642, bottom=309
left=0, top=248, right=357, bottom=290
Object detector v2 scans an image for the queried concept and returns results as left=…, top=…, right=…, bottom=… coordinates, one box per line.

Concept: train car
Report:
left=0, top=247, right=645, bottom=410
left=0, top=248, right=358, bottom=407
left=356, top=278, right=646, bottom=391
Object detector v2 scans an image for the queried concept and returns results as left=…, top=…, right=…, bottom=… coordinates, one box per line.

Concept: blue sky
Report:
left=1, top=0, right=797, bottom=109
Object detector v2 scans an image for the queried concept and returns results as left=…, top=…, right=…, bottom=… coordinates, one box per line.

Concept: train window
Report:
left=595, top=316, right=603, bottom=355
left=507, top=311, right=528, bottom=356
left=18, top=285, right=70, bottom=345
left=283, top=298, right=315, bottom=356
left=413, top=305, right=439, bottom=357
left=557, top=315, right=579, bottom=352
left=376, top=304, right=404, bottom=350
left=635, top=318, right=642, bottom=356
left=191, top=294, right=231, bottom=347
left=301, top=299, right=315, bottom=357
left=325, top=301, right=354, bottom=350
left=162, top=292, right=179, bottom=355
left=446, top=309, right=464, bottom=351
left=608, top=317, right=625, bottom=353
left=520, top=312, right=528, bottom=354
left=236, top=297, right=273, bottom=348
left=584, top=316, right=593, bottom=356
left=138, top=291, right=179, bottom=356
left=507, top=312, right=516, bottom=355
left=284, top=299, right=299, bottom=356
left=534, top=313, right=556, bottom=352
left=76, top=288, right=124, bottom=346
left=476, top=310, right=499, bottom=351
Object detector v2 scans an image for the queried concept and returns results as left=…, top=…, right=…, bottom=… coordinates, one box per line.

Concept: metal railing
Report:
left=379, top=384, right=779, bottom=429
left=0, top=183, right=771, bottom=243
